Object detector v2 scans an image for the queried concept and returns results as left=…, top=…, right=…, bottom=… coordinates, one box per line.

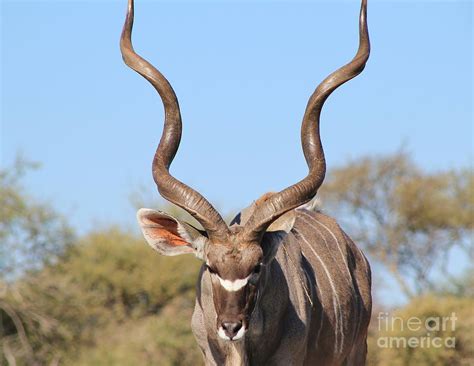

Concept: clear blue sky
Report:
left=1, top=1, right=472, bottom=302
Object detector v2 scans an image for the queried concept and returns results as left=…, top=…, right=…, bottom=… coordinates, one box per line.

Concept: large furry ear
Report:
left=137, top=208, right=209, bottom=259
left=261, top=231, right=286, bottom=264
left=266, top=210, right=296, bottom=233
left=261, top=210, right=296, bottom=264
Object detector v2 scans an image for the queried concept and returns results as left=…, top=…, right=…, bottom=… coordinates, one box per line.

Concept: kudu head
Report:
left=121, top=0, right=369, bottom=341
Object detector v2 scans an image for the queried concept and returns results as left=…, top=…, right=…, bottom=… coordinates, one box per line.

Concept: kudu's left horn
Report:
left=120, top=0, right=230, bottom=243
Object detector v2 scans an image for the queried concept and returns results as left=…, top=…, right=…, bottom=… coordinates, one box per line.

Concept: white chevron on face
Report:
left=216, top=275, right=250, bottom=292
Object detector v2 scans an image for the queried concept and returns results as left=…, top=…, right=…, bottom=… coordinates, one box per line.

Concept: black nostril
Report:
left=222, top=321, right=242, bottom=338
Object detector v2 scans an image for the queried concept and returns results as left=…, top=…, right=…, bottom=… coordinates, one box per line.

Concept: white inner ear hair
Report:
left=176, top=223, right=207, bottom=259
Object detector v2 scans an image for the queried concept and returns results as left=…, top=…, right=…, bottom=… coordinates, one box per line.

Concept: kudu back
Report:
left=120, top=0, right=372, bottom=364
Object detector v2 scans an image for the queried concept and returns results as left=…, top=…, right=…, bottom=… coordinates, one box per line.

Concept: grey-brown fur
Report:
left=191, top=206, right=371, bottom=366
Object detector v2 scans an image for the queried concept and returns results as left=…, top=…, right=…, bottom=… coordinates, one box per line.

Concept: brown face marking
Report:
left=206, top=242, right=262, bottom=281
left=204, top=240, right=263, bottom=339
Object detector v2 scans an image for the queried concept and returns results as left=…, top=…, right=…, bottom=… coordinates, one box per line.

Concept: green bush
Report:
left=68, top=296, right=202, bottom=366
left=368, top=295, right=474, bottom=365
left=3, top=227, right=202, bottom=365
left=55, top=228, right=200, bottom=318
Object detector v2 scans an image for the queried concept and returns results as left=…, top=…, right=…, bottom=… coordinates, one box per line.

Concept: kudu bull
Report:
left=120, top=0, right=371, bottom=364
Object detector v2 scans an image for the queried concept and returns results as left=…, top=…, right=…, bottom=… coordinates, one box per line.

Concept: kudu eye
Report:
left=253, top=263, right=262, bottom=274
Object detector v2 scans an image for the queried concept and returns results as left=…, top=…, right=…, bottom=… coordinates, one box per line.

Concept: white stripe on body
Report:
left=301, top=211, right=350, bottom=277
left=307, top=251, right=325, bottom=350
left=296, top=229, right=345, bottom=355
left=301, top=212, right=364, bottom=350
left=299, top=214, right=352, bottom=282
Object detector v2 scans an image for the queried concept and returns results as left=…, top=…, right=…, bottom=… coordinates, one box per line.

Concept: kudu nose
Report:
left=221, top=321, right=243, bottom=339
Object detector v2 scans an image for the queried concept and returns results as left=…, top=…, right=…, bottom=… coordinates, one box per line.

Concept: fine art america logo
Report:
left=377, top=312, right=457, bottom=349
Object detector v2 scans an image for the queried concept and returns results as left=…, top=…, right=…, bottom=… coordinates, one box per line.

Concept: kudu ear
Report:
left=261, top=210, right=296, bottom=264
left=137, top=208, right=209, bottom=260
left=266, top=210, right=296, bottom=234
